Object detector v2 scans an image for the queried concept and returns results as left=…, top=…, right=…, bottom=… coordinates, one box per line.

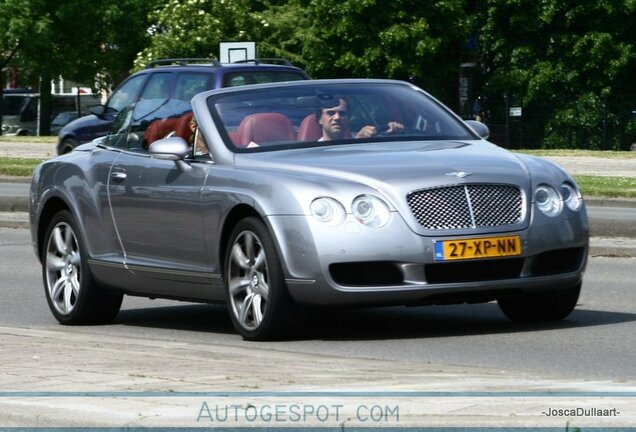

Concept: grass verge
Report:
left=517, top=149, right=636, bottom=158
left=575, top=176, right=636, bottom=198
left=0, top=136, right=57, bottom=144
left=0, top=158, right=43, bottom=177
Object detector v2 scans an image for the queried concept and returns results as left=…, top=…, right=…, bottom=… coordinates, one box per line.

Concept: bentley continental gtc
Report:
left=30, top=79, right=589, bottom=340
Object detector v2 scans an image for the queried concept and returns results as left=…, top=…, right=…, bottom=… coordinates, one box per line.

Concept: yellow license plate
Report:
left=434, top=235, right=522, bottom=261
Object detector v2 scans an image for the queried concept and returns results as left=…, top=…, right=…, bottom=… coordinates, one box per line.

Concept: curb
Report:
left=590, top=237, right=636, bottom=257
left=0, top=175, right=31, bottom=184
left=0, top=211, right=29, bottom=229
left=585, top=197, right=636, bottom=208
left=0, top=196, right=28, bottom=212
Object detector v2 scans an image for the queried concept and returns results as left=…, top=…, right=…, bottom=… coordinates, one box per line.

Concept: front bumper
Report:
left=267, top=210, right=588, bottom=306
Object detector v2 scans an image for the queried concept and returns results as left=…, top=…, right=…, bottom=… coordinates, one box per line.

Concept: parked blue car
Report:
left=56, top=58, right=309, bottom=154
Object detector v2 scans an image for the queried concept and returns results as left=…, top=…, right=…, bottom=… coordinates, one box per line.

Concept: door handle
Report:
left=111, top=171, right=127, bottom=181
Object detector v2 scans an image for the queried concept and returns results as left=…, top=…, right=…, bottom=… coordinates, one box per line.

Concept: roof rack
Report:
left=145, top=58, right=222, bottom=68
left=232, top=58, right=294, bottom=66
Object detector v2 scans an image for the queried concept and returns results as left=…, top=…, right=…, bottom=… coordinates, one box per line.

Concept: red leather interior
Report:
left=228, top=131, right=240, bottom=145
left=235, top=113, right=296, bottom=147
left=145, top=112, right=193, bottom=148
left=297, top=114, right=322, bottom=141
left=145, top=118, right=179, bottom=148
left=174, top=112, right=194, bottom=143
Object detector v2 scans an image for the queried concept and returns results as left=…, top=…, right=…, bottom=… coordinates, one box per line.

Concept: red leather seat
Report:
left=144, top=118, right=179, bottom=148
left=173, top=112, right=194, bottom=143
left=228, top=131, right=240, bottom=145
left=235, top=113, right=296, bottom=147
left=145, top=112, right=193, bottom=149
left=297, top=114, right=322, bottom=141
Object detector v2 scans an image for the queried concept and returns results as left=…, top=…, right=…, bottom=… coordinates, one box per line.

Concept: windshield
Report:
left=207, top=82, right=476, bottom=151
left=2, top=95, right=33, bottom=116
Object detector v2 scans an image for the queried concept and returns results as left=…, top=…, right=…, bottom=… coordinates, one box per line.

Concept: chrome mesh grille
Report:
left=406, top=184, right=523, bottom=230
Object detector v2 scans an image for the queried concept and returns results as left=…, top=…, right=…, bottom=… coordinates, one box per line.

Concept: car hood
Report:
left=235, top=139, right=549, bottom=235
left=236, top=140, right=533, bottom=194
left=58, top=114, right=99, bottom=135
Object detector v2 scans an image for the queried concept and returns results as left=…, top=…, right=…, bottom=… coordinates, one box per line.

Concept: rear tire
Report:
left=224, top=217, right=301, bottom=340
left=498, top=283, right=581, bottom=322
left=42, top=210, right=122, bottom=325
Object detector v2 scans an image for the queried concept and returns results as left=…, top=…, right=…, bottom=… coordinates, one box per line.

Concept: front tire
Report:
left=58, top=137, right=78, bottom=154
left=225, top=217, right=300, bottom=340
left=498, top=283, right=581, bottom=322
left=42, top=210, right=122, bottom=324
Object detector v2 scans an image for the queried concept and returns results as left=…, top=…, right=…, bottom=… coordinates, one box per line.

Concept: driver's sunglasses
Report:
left=324, top=109, right=349, bottom=117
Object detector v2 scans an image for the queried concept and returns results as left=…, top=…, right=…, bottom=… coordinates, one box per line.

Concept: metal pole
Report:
left=603, top=95, right=608, bottom=150
left=504, top=94, right=510, bottom=147
left=76, top=87, right=81, bottom=117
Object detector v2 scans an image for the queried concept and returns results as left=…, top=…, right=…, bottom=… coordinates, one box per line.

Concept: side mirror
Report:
left=464, top=120, right=490, bottom=140
left=149, top=136, right=190, bottom=160
left=90, top=105, right=118, bottom=118
left=90, top=105, right=106, bottom=116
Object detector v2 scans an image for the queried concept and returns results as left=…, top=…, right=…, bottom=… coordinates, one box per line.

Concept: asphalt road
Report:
left=587, top=204, right=636, bottom=237
left=3, top=227, right=635, bottom=382
left=0, top=181, right=29, bottom=197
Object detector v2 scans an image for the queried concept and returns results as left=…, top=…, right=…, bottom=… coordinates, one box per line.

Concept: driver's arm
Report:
left=355, top=121, right=404, bottom=138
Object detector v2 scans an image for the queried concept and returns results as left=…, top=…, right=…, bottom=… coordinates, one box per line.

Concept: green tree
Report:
left=16, top=0, right=107, bottom=133
left=95, top=0, right=164, bottom=89
left=296, top=0, right=469, bottom=105
left=135, top=0, right=260, bottom=69
left=139, top=0, right=469, bottom=106
left=478, top=0, right=636, bottom=149
left=251, top=0, right=311, bottom=67
left=0, top=0, right=38, bottom=134
left=1, top=0, right=160, bottom=135
left=0, top=0, right=30, bottom=70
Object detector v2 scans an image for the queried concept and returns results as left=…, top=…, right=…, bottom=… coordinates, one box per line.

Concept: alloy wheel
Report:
left=227, top=230, right=269, bottom=331
left=45, top=222, right=81, bottom=316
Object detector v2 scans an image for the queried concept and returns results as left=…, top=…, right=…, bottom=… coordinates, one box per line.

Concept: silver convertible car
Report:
left=30, top=79, right=588, bottom=340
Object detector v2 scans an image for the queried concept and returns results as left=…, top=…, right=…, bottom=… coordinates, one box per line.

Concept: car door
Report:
left=106, top=99, right=211, bottom=283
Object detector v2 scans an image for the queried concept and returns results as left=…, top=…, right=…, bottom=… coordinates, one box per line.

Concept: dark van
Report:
left=1, top=93, right=100, bottom=136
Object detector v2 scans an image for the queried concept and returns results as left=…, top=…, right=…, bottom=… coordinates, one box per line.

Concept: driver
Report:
left=317, top=97, right=404, bottom=141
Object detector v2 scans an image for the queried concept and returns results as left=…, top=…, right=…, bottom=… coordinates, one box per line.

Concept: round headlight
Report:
left=561, top=182, right=582, bottom=211
left=535, top=185, right=562, bottom=217
left=310, top=197, right=346, bottom=225
left=351, top=195, right=391, bottom=228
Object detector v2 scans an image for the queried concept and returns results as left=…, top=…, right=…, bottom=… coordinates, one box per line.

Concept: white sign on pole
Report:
left=509, top=107, right=523, bottom=117
left=219, top=42, right=256, bottom=63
